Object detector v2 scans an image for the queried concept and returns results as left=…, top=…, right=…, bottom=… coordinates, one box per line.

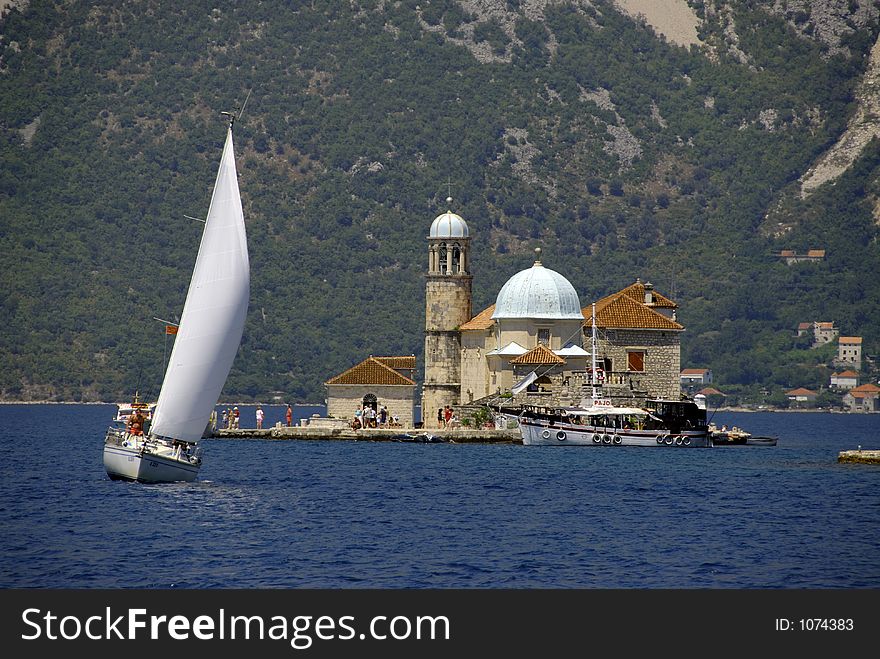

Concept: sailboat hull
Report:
left=103, top=429, right=200, bottom=483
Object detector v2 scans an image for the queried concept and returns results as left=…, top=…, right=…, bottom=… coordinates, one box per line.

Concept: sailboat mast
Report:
left=591, top=302, right=598, bottom=403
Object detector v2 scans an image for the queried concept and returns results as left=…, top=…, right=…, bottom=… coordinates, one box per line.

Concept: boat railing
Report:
left=104, top=426, right=144, bottom=447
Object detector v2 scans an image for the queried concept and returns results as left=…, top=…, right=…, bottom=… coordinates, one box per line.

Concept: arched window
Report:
left=452, top=244, right=461, bottom=273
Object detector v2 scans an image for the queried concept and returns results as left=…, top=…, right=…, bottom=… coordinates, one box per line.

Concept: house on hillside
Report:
left=830, top=370, right=859, bottom=389
left=786, top=387, right=818, bottom=407
left=697, top=387, right=725, bottom=406
left=842, top=383, right=880, bottom=413
left=776, top=249, right=825, bottom=264
left=680, top=368, right=712, bottom=388
left=325, top=355, right=417, bottom=427
left=795, top=321, right=838, bottom=347
left=836, top=337, right=863, bottom=370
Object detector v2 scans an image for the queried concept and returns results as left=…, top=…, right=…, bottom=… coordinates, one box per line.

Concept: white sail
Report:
left=150, top=127, right=249, bottom=442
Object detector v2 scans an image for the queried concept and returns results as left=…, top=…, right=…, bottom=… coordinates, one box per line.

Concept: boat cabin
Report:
left=644, top=398, right=707, bottom=434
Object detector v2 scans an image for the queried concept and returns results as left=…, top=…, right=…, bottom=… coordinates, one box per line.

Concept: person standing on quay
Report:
left=286, top=404, right=293, bottom=427
left=256, top=405, right=264, bottom=429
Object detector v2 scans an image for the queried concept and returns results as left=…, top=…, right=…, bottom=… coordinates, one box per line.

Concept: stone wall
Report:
left=424, top=271, right=472, bottom=428
left=600, top=329, right=681, bottom=400
left=425, top=277, right=472, bottom=331
left=326, top=384, right=415, bottom=427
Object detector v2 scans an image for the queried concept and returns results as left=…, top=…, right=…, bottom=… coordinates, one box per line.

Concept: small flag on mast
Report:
left=165, top=325, right=178, bottom=335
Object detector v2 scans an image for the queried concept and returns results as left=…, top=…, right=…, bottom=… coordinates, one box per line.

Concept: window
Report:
left=627, top=351, right=645, bottom=372
left=537, top=328, right=550, bottom=346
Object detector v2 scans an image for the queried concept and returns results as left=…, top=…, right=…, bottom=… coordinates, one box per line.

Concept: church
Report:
left=325, top=200, right=687, bottom=428
left=422, top=201, right=685, bottom=429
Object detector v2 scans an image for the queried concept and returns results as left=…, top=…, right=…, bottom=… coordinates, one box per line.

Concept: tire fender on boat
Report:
left=665, top=435, right=674, bottom=446
left=556, top=430, right=567, bottom=441
left=674, top=436, right=683, bottom=446
left=613, top=434, right=622, bottom=445
left=592, top=434, right=601, bottom=444
left=541, top=430, right=551, bottom=440
left=602, top=434, right=612, bottom=444
left=684, top=437, right=692, bottom=446
left=657, top=434, right=666, bottom=444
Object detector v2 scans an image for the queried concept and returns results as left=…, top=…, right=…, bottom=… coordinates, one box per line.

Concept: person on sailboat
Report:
left=127, top=409, right=145, bottom=436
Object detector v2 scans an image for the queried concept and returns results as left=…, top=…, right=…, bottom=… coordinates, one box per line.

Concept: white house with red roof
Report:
left=680, top=368, right=712, bottom=387
left=786, top=387, right=818, bottom=406
left=830, top=370, right=859, bottom=390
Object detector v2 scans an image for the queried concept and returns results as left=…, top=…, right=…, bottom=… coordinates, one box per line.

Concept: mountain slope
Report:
left=0, top=0, right=878, bottom=403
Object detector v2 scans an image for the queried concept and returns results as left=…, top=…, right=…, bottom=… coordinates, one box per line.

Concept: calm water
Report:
left=0, top=404, right=878, bottom=588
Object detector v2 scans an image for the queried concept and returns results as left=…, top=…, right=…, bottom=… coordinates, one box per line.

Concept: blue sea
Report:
left=0, top=404, right=878, bottom=589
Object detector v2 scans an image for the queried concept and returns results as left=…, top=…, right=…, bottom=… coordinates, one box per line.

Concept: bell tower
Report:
left=423, top=198, right=472, bottom=428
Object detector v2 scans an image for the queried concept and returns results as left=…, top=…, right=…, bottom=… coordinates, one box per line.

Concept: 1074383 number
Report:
left=776, top=618, right=854, bottom=631
left=800, top=619, right=853, bottom=631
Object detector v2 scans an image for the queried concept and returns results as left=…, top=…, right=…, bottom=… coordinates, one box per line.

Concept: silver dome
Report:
left=429, top=210, right=469, bottom=239
left=491, top=262, right=583, bottom=320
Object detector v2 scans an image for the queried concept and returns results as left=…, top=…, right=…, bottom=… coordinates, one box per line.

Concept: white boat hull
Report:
left=103, top=429, right=201, bottom=483
left=519, top=418, right=710, bottom=448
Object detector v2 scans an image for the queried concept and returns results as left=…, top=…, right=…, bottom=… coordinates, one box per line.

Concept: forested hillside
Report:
left=2, top=0, right=879, bottom=404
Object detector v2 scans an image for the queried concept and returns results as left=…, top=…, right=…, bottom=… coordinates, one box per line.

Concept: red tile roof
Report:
left=459, top=304, right=496, bottom=331
left=698, top=387, right=725, bottom=396
left=509, top=344, right=566, bottom=365
left=849, top=383, right=880, bottom=394
left=839, top=337, right=862, bottom=344
left=372, top=355, right=416, bottom=370
left=681, top=368, right=710, bottom=375
left=617, top=280, right=677, bottom=308
left=584, top=291, right=683, bottom=330
left=326, top=357, right=416, bottom=386
left=833, top=370, right=859, bottom=378
left=786, top=387, right=817, bottom=396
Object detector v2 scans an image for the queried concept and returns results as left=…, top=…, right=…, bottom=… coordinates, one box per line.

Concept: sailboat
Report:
left=103, top=113, right=250, bottom=482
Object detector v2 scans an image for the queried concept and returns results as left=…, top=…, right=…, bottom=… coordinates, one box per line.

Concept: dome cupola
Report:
left=429, top=198, right=469, bottom=238
left=492, top=249, right=582, bottom=320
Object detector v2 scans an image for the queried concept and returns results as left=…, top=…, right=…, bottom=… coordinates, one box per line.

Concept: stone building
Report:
left=422, top=200, right=472, bottom=428
left=836, top=336, right=863, bottom=370
left=796, top=321, right=839, bottom=347
left=583, top=282, right=684, bottom=403
left=421, top=204, right=686, bottom=427
left=843, top=383, right=880, bottom=412
left=326, top=356, right=417, bottom=427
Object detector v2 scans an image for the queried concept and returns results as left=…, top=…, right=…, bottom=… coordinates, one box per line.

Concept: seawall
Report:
left=838, top=449, right=880, bottom=464
left=214, top=426, right=521, bottom=444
